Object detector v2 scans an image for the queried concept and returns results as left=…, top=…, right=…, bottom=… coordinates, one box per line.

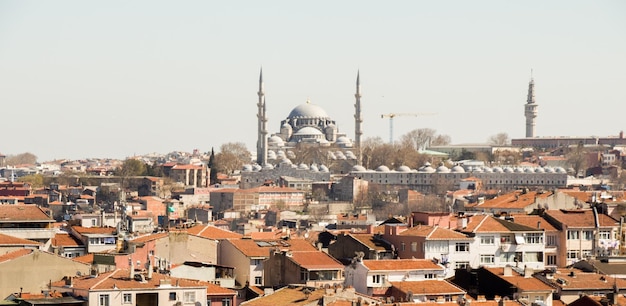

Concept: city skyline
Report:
left=1, top=1, right=625, bottom=162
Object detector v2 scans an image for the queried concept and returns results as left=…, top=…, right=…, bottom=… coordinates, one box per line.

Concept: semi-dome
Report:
left=525, top=168, right=535, bottom=173
left=493, top=166, right=504, bottom=173
left=483, top=167, right=493, bottom=173
left=352, top=165, right=366, bottom=172
left=293, top=126, right=324, bottom=136
left=288, top=102, right=329, bottom=118
left=421, top=166, right=436, bottom=173
left=436, top=165, right=450, bottom=173
left=268, top=135, right=284, bottom=146
left=310, top=164, right=319, bottom=172
left=544, top=167, right=555, bottom=173
left=535, top=167, right=545, bottom=173
left=319, top=165, right=329, bottom=172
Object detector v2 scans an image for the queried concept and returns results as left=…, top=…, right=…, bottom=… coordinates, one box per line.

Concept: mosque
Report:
left=254, top=69, right=363, bottom=167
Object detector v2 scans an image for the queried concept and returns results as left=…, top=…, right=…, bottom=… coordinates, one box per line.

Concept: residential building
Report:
left=507, top=214, right=560, bottom=267
left=457, top=215, right=546, bottom=270
left=0, top=249, right=90, bottom=299
left=0, top=232, right=41, bottom=253
left=466, top=189, right=581, bottom=214
left=240, top=285, right=380, bottom=306
left=0, top=204, right=55, bottom=243
left=264, top=249, right=344, bottom=287
left=344, top=258, right=446, bottom=297
left=170, top=261, right=236, bottom=289
left=327, top=232, right=395, bottom=263
left=381, top=223, right=473, bottom=276
left=210, top=186, right=304, bottom=214
left=67, top=226, right=117, bottom=253
left=51, top=232, right=85, bottom=258
left=51, top=269, right=236, bottom=306
left=388, top=280, right=467, bottom=304
left=542, top=209, right=619, bottom=267
left=534, top=268, right=626, bottom=304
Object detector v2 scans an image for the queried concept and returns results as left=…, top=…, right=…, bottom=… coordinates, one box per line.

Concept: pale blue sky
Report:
left=1, top=1, right=625, bottom=162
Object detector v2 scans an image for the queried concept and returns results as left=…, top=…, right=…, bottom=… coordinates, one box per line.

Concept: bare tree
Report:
left=430, top=134, right=452, bottom=146
left=5, top=152, right=37, bottom=165
left=399, top=128, right=436, bottom=150
left=488, top=133, right=510, bottom=146
left=214, top=142, right=251, bottom=175
left=567, top=142, right=587, bottom=178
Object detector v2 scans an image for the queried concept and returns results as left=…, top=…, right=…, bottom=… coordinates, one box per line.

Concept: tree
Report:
left=399, top=128, right=437, bottom=150
left=18, top=174, right=44, bottom=188
left=488, top=133, right=510, bottom=146
left=116, top=159, right=147, bottom=177
left=430, top=134, right=451, bottom=146
left=567, top=142, right=587, bottom=178
left=208, top=147, right=217, bottom=185
left=6, top=152, right=37, bottom=166
left=214, top=142, right=251, bottom=175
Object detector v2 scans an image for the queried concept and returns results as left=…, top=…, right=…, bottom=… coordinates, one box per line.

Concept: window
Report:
left=122, top=293, right=132, bottom=304
left=254, top=276, right=262, bottom=285
left=425, top=273, right=435, bottom=279
left=582, top=249, right=592, bottom=257
left=524, top=252, right=543, bottom=262
left=599, top=231, right=611, bottom=240
left=184, top=292, right=196, bottom=303
left=455, top=261, right=469, bottom=269
left=546, top=235, right=557, bottom=246
left=455, top=242, right=469, bottom=252
left=480, top=254, right=495, bottom=264
left=547, top=255, right=557, bottom=266
left=252, top=259, right=262, bottom=266
left=567, top=230, right=580, bottom=240
left=401, top=242, right=405, bottom=251
left=583, top=230, right=594, bottom=240
left=372, top=274, right=385, bottom=284
left=567, top=251, right=580, bottom=259
left=501, top=236, right=512, bottom=243
left=480, top=236, right=494, bottom=245
left=411, top=242, right=417, bottom=252
left=99, top=294, right=110, bottom=306
left=169, top=292, right=177, bottom=301
left=207, top=300, right=211, bottom=306
left=525, top=233, right=543, bottom=244
left=222, top=298, right=231, bottom=306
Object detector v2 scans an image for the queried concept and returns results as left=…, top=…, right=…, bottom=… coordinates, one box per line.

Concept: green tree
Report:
left=208, top=147, right=217, bottom=185
left=18, top=174, right=44, bottom=188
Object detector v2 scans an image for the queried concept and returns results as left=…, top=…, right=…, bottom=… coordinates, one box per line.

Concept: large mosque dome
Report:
left=288, top=102, right=329, bottom=119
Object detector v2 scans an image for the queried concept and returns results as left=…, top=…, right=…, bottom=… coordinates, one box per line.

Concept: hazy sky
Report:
left=1, top=1, right=625, bottom=162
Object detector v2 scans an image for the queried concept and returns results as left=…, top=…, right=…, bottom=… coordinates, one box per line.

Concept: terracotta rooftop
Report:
left=0, top=205, right=53, bottom=222
left=483, top=267, right=554, bottom=292
left=349, top=234, right=393, bottom=251
left=130, top=232, right=168, bottom=244
left=0, top=248, right=34, bottom=264
left=398, top=225, right=471, bottom=240
left=186, top=224, right=242, bottom=239
left=241, top=286, right=326, bottom=306
left=461, top=215, right=542, bottom=233
left=477, top=190, right=551, bottom=210
left=543, top=269, right=626, bottom=290
left=288, top=251, right=343, bottom=270
left=227, top=238, right=316, bottom=257
left=363, top=259, right=443, bottom=271
left=390, top=279, right=465, bottom=295
left=239, top=186, right=303, bottom=193
left=71, top=226, right=117, bottom=235
left=0, top=233, right=41, bottom=246
left=544, top=209, right=618, bottom=228
left=508, top=214, right=558, bottom=232
left=52, top=233, right=83, bottom=247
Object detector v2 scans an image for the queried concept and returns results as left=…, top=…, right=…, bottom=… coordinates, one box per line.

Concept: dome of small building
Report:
left=267, top=150, right=277, bottom=160
left=421, top=166, right=436, bottom=173
left=376, top=165, right=390, bottom=172
left=515, top=167, right=525, bottom=173
left=483, top=167, right=493, bottom=173
left=504, top=167, right=515, bottom=173
left=492, top=166, right=503, bottom=173
left=352, top=165, right=366, bottom=172
left=252, top=164, right=262, bottom=171
left=544, top=167, right=555, bottom=173
left=336, top=136, right=353, bottom=148
left=242, top=164, right=253, bottom=172
left=310, top=164, right=319, bottom=172
left=451, top=165, right=465, bottom=173
left=535, top=167, right=545, bottom=173
left=436, top=165, right=450, bottom=173
left=288, top=102, right=329, bottom=118
left=397, top=165, right=412, bottom=172
left=556, top=167, right=567, bottom=173
left=473, top=167, right=484, bottom=173
left=525, top=168, right=535, bottom=173
left=298, top=163, right=308, bottom=170
left=286, top=150, right=296, bottom=159
left=262, top=164, right=274, bottom=170
left=319, top=165, right=329, bottom=172
left=268, top=135, right=284, bottom=147
left=280, top=158, right=292, bottom=165
left=345, top=151, right=356, bottom=159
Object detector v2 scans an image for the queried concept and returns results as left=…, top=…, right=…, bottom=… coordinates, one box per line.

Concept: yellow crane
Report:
left=381, top=112, right=437, bottom=144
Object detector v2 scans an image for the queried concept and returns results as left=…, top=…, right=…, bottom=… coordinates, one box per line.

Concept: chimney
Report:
left=128, top=257, right=134, bottom=280
left=503, top=265, right=513, bottom=277
left=537, top=221, right=541, bottom=229
left=147, top=256, right=153, bottom=279
left=524, top=266, right=534, bottom=278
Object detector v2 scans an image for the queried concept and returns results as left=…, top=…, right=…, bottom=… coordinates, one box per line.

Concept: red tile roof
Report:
left=0, top=248, right=34, bottom=263
left=390, top=280, right=465, bottom=295
left=477, top=190, right=551, bottom=210
left=186, top=224, right=242, bottom=239
left=71, top=226, right=117, bottom=235
left=130, top=232, right=168, bottom=244
left=52, top=233, right=83, bottom=247
left=483, top=267, right=554, bottom=292
left=0, top=205, right=53, bottom=222
left=544, top=209, right=618, bottom=228
left=227, top=238, right=316, bottom=257
left=544, top=269, right=626, bottom=290
left=0, top=233, right=41, bottom=246
left=398, top=225, right=471, bottom=240
left=363, top=259, right=443, bottom=271
left=288, top=251, right=343, bottom=270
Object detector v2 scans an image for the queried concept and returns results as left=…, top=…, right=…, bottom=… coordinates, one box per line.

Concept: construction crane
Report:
left=381, top=112, right=437, bottom=144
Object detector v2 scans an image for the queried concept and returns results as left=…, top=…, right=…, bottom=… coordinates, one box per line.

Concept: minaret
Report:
left=256, top=68, right=268, bottom=165
left=354, top=71, right=363, bottom=165
left=524, top=74, right=538, bottom=138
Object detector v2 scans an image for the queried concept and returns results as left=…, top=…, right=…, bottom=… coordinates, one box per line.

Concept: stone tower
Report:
left=256, top=68, right=268, bottom=165
left=524, top=76, right=538, bottom=138
left=354, top=71, right=363, bottom=165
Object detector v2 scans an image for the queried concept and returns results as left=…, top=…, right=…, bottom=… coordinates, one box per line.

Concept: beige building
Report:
left=0, top=249, right=90, bottom=299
